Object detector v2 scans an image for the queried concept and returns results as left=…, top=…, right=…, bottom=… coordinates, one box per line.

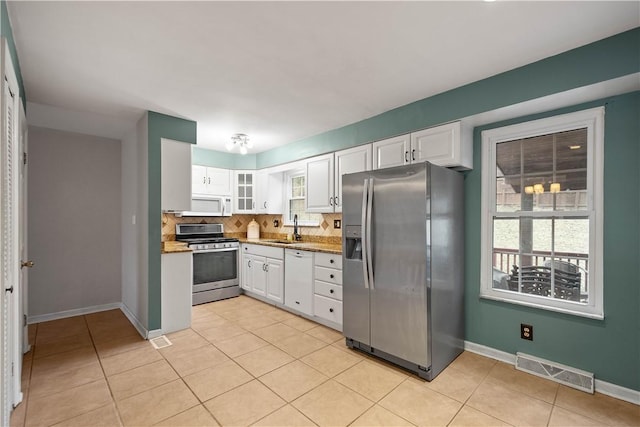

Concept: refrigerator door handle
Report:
left=366, top=178, right=374, bottom=289
left=361, top=178, right=370, bottom=289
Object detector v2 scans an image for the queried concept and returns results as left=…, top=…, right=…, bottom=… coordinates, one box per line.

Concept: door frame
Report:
left=0, top=37, right=23, bottom=424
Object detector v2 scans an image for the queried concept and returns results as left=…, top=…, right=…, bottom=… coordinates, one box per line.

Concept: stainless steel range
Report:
left=175, top=223, right=240, bottom=305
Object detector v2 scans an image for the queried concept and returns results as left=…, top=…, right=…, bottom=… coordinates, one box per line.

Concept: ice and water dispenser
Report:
left=344, top=225, right=362, bottom=261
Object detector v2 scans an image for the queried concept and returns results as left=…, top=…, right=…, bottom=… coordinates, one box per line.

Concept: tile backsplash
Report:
left=162, top=212, right=342, bottom=244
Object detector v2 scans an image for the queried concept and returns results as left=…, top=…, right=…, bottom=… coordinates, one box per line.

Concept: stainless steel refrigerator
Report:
left=342, top=162, right=464, bottom=381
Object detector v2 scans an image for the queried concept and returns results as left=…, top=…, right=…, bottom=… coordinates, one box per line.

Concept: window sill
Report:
left=479, top=290, right=604, bottom=320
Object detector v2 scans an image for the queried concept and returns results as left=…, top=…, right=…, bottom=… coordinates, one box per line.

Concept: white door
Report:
left=19, top=102, right=30, bottom=354
left=334, top=145, right=372, bottom=212
left=306, top=153, right=334, bottom=212
left=206, top=167, right=232, bottom=196
left=0, top=39, right=22, bottom=424
left=256, top=170, right=269, bottom=214
left=372, top=134, right=410, bottom=170
left=410, top=122, right=461, bottom=166
left=265, top=258, right=284, bottom=304
left=251, top=257, right=266, bottom=296
left=192, top=165, right=208, bottom=195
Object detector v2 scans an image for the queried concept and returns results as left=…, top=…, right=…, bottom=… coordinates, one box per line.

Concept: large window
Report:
left=480, top=107, right=604, bottom=319
left=284, top=170, right=321, bottom=226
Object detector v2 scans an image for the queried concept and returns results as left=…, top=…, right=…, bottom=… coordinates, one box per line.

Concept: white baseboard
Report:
left=464, top=340, right=640, bottom=406
left=147, top=329, right=164, bottom=339
left=27, top=302, right=121, bottom=324
left=463, top=340, right=516, bottom=364
left=119, top=303, right=149, bottom=339
left=595, top=379, right=640, bottom=405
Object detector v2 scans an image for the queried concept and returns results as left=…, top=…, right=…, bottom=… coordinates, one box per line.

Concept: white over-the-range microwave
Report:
left=175, top=195, right=232, bottom=217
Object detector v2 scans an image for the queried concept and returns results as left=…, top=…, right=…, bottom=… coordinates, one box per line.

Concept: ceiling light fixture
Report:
left=226, top=133, right=252, bottom=155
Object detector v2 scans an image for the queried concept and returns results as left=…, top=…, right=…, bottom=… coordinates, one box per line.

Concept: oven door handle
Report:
left=192, top=248, right=239, bottom=254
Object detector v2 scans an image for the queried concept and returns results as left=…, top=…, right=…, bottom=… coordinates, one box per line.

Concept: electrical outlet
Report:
left=521, top=324, right=533, bottom=341
left=334, top=219, right=341, bottom=229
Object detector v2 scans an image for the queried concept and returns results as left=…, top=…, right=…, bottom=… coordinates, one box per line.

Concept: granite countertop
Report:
left=161, top=241, right=192, bottom=254
left=238, top=238, right=342, bottom=255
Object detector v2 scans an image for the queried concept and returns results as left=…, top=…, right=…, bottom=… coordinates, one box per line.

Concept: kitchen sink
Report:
left=264, top=239, right=298, bottom=245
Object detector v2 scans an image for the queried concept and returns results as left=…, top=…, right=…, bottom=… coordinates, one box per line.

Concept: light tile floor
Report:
left=11, top=295, right=640, bottom=426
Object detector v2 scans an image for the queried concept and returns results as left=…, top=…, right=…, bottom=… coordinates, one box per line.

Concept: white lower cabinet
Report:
left=313, top=252, right=343, bottom=329
left=265, top=258, right=284, bottom=304
left=241, top=244, right=344, bottom=330
left=161, top=252, right=192, bottom=334
left=313, top=294, right=343, bottom=325
left=284, top=249, right=314, bottom=316
left=241, top=244, right=284, bottom=303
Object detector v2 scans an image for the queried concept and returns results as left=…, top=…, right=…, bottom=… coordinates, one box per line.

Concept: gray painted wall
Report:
left=135, top=114, right=149, bottom=329
left=121, top=124, right=140, bottom=325
left=28, top=127, right=122, bottom=317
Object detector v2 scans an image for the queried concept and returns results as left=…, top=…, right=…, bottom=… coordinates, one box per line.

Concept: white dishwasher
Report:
left=284, top=249, right=313, bottom=316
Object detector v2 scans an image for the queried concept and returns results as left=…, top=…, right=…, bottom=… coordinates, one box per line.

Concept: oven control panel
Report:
left=190, top=241, right=239, bottom=251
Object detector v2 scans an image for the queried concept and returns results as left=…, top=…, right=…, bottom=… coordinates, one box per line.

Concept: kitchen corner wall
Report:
left=162, top=213, right=342, bottom=244
left=28, top=127, right=122, bottom=318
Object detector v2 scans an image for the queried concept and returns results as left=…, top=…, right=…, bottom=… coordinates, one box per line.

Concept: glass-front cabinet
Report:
left=234, top=170, right=256, bottom=213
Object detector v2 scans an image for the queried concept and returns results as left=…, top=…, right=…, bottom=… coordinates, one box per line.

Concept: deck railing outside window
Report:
left=493, top=248, right=589, bottom=294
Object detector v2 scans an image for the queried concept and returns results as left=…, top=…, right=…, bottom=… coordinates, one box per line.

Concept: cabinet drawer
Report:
left=314, top=266, right=342, bottom=285
left=314, top=281, right=342, bottom=301
left=314, top=294, right=343, bottom=324
left=315, top=252, right=342, bottom=269
left=242, top=244, right=284, bottom=260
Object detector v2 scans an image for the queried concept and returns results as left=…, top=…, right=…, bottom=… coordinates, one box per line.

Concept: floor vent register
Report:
left=516, top=352, right=594, bottom=393
left=149, top=335, right=173, bottom=350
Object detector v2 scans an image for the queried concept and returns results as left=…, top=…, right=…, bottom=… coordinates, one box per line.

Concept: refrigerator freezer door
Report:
left=342, top=174, right=371, bottom=346
left=369, top=164, right=430, bottom=367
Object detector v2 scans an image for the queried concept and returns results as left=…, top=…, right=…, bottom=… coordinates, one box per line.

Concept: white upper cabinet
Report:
left=334, top=145, right=372, bottom=212
left=256, top=169, right=284, bottom=214
left=411, top=121, right=470, bottom=168
left=161, top=138, right=192, bottom=211
left=235, top=170, right=256, bottom=213
left=306, top=153, right=335, bottom=213
left=192, top=165, right=232, bottom=196
left=372, top=134, right=410, bottom=170
left=372, top=122, right=471, bottom=170
left=306, top=146, right=372, bottom=213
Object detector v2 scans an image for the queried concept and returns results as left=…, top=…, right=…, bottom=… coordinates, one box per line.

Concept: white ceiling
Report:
left=8, top=1, right=639, bottom=153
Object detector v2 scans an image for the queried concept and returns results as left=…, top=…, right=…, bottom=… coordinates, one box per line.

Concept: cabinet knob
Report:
left=329, top=308, right=334, bottom=313
left=329, top=259, right=334, bottom=264
left=330, top=274, right=334, bottom=279
left=329, top=289, right=334, bottom=294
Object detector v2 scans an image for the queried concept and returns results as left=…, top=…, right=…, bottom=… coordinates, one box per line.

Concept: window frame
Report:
left=480, top=107, right=604, bottom=319
left=283, top=169, right=321, bottom=227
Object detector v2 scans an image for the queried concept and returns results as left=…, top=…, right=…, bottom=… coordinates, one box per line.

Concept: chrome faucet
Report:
left=293, top=214, right=302, bottom=241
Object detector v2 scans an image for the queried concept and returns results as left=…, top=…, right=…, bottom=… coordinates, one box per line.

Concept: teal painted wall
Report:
left=256, top=27, right=640, bottom=169
left=147, top=111, right=196, bottom=330
left=192, top=146, right=256, bottom=170
left=464, top=92, right=639, bottom=391
left=1, top=1, right=26, bottom=109
left=194, top=28, right=639, bottom=171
